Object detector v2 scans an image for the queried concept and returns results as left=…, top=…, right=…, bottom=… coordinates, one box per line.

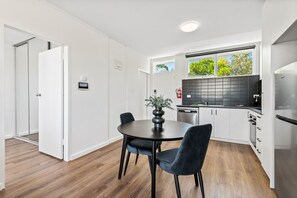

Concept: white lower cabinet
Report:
left=199, top=108, right=214, bottom=137
left=214, top=108, right=230, bottom=139
left=229, top=109, right=249, bottom=142
left=199, top=107, right=249, bottom=143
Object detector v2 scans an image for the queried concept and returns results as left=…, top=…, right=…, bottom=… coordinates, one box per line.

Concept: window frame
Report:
left=186, top=45, right=259, bottom=78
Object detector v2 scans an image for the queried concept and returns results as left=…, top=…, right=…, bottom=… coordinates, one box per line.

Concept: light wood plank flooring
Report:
left=0, top=138, right=276, bottom=198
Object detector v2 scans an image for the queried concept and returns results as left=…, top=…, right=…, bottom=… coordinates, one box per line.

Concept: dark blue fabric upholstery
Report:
left=129, top=139, right=161, bottom=150
left=156, top=124, right=212, bottom=175
left=120, top=112, right=135, bottom=124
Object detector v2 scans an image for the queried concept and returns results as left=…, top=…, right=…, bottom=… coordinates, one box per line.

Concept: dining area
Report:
left=117, top=113, right=212, bottom=198
left=116, top=92, right=212, bottom=198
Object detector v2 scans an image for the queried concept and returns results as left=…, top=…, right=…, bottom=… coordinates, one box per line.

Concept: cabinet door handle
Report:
left=257, top=116, right=261, bottom=119
left=257, top=149, right=261, bottom=154
left=216, top=110, right=217, bottom=115
left=211, top=109, right=213, bottom=115
left=257, top=127, right=261, bottom=130
left=257, top=138, right=261, bottom=142
left=247, top=111, right=249, bottom=118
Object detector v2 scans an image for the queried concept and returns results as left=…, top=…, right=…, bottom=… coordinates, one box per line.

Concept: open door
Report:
left=38, top=47, right=63, bottom=159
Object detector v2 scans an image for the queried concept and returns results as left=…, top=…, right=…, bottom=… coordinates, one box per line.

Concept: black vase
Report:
left=152, top=108, right=165, bottom=129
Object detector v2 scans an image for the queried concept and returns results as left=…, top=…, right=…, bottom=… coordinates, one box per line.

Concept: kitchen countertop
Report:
left=176, top=104, right=262, bottom=115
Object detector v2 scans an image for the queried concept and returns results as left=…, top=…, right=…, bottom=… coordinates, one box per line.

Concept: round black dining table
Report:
left=117, top=120, right=192, bottom=198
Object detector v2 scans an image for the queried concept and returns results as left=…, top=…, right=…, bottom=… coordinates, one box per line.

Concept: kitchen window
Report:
left=153, top=59, right=175, bottom=73
left=187, top=45, right=257, bottom=77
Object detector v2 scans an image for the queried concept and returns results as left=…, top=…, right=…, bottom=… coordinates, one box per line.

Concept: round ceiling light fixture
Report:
left=179, top=21, right=199, bottom=32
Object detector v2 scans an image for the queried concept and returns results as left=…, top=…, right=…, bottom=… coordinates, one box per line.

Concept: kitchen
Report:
left=151, top=16, right=297, bottom=197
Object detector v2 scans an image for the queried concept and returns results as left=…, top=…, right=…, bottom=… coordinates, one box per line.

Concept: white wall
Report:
left=0, top=22, right=6, bottom=190
left=108, top=39, right=150, bottom=140
left=0, top=0, right=148, bottom=189
left=271, top=41, right=297, bottom=71
left=151, top=68, right=176, bottom=120
left=261, top=0, right=297, bottom=188
left=4, top=40, right=15, bottom=139
left=126, top=48, right=150, bottom=119
left=108, top=39, right=126, bottom=140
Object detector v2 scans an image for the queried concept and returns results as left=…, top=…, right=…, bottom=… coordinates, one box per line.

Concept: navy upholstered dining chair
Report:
left=119, top=112, right=162, bottom=177
left=156, top=124, right=212, bottom=198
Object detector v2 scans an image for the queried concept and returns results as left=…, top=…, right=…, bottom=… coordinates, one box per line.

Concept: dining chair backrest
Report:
left=170, top=124, right=212, bottom=175
left=120, top=112, right=135, bottom=125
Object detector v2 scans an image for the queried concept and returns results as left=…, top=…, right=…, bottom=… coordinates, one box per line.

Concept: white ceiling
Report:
left=46, top=0, right=264, bottom=57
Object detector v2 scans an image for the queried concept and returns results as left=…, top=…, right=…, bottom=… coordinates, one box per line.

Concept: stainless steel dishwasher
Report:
left=177, top=107, right=199, bottom=125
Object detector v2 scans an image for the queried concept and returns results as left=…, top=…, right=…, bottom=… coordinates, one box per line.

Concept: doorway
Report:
left=4, top=26, right=67, bottom=160
left=14, top=37, right=47, bottom=144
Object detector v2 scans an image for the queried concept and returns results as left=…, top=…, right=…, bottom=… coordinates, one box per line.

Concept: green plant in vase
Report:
left=145, top=91, right=173, bottom=129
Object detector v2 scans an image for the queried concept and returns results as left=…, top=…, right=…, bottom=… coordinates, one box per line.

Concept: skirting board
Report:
left=17, top=129, right=39, bottom=136
left=5, top=134, right=13, bottom=139
left=70, top=135, right=123, bottom=160
left=5, top=129, right=39, bottom=139
left=210, top=137, right=249, bottom=145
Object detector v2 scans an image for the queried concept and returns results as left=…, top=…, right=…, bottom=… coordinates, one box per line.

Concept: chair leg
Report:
left=158, top=145, right=161, bottom=152
left=174, top=175, right=181, bottom=198
left=198, top=171, right=205, bottom=198
left=148, top=156, right=153, bottom=175
left=135, top=154, right=139, bottom=165
left=124, top=152, right=131, bottom=176
left=118, top=136, right=127, bottom=180
left=194, top=173, right=199, bottom=187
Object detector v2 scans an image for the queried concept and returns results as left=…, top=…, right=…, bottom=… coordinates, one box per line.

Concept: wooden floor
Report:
left=0, top=138, right=276, bottom=198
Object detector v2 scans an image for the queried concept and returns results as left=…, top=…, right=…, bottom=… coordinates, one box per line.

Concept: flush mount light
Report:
left=179, top=21, right=199, bottom=32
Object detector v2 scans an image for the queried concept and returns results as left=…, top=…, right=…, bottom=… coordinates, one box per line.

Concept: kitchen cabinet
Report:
left=199, top=107, right=249, bottom=143
left=199, top=108, right=214, bottom=137
left=214, top=108, right=230, bottom=139
left=229, top=109, right=249, bottom=142
left=248, top=111, right=263, bottom=162
left=199, top=108, right=229, bottom=139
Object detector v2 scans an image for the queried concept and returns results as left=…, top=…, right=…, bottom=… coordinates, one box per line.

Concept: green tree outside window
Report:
left=189, top=58, right=214, bottom=76
left=189, top=52, right=253, bottom=77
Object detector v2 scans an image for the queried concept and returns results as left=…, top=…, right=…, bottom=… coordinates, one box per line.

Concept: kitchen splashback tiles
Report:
left=182, top=75, right=261, bottom=106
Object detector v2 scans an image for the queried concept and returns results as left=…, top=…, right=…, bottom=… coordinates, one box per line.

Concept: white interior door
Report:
left=38, top=47, right=63, bottom=159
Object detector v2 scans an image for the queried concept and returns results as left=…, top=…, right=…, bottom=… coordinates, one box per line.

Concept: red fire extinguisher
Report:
left=176, top=88, right=182, bottom=99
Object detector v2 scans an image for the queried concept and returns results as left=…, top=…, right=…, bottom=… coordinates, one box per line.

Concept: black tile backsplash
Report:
left=182, top=75, right=261, bottom=107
